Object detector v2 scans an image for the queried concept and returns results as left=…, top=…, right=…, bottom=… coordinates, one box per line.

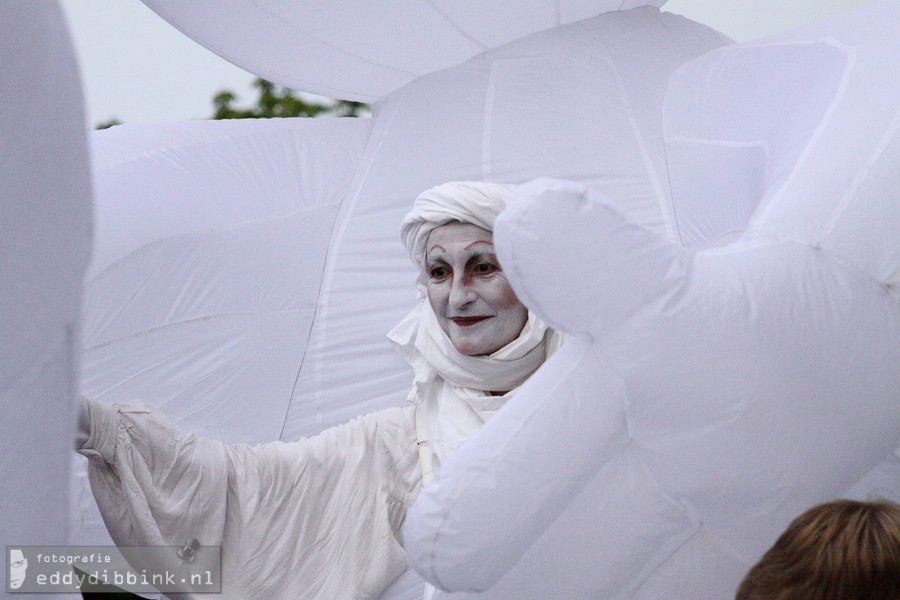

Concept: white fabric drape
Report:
left=388, top=301, right=553, bottom=463
left=82, top=399, right=420, bottom=599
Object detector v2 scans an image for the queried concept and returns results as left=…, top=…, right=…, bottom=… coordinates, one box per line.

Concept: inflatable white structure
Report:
left=75, top=1, right=726, bottom=540
left=57, top=0, right=897, bottom=598
left=140, top=0, right=669, bottom=102
left=405, top=3, right=900, bottom=598
left=1, top=0, right=92, bottom=563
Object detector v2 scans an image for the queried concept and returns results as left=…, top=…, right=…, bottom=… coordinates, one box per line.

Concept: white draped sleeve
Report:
left=79, top=399, right=421, bottom=599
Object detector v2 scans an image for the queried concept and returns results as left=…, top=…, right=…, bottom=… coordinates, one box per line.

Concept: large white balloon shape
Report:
left=140, top=0, right=667, bottom=102
left=73, top=8, right=727, bottom=598
left=1, top=1, right=91, bottom=552
left=76, top=7, right=725, bottom=462
left=403, top=3, right=900, bottom=598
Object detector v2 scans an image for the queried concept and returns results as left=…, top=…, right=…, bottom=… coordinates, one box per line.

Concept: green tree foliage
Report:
left=212, top=78, right=368, bottom=120
left=94, top=78, right=369, bottom=128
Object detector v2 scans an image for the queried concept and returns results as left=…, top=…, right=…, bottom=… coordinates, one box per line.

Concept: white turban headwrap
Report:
left=389, top=181, right=561, bottom=467
left=400, top=181, right=516, bottom=269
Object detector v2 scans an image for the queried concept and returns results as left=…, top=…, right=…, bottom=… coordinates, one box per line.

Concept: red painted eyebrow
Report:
left=427, top=244, right=446, bottom=255
left=464, top=240, right=494, bottom=251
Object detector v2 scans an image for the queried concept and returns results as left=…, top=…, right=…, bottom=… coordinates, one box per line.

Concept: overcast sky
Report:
left=58, top=0, right=877, bottom=128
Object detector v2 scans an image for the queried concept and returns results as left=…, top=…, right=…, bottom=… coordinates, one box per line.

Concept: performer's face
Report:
left=425, top=222, right=528, bottom=356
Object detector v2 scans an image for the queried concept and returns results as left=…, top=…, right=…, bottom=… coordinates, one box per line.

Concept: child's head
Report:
left=736, top=499, right=900, bottom=600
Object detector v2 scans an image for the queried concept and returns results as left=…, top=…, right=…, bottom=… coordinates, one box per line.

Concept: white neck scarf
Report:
left=388, top=299, right=552, bottom=464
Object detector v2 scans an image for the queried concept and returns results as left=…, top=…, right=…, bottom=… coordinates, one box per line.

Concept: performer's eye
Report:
left=474, top=262, right=497, bottom=274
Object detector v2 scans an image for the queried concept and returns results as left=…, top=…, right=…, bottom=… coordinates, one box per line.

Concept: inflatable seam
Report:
left=209, top=1, right=417, bottom=95
left=92, top=126, right=332, bottom=172
left=482, top=61, right=500, bottom=181
left=754, top=39, right=855, bottom=224
left=422, top=0, right=489, bottom=50
left=751, top=236, right=900, bottom=298
left=595, top=36, right=673, bottom=242
left=88, top=206, right=334, bottom=284
left=817, top=105, right=900, bottom=249
left=301, top=96, right=403, bottom=432
left=84, top=309, right=307, bottom=352
left=621, top=445, right=704, bottom=597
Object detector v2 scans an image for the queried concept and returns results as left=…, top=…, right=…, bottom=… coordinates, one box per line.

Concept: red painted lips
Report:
left=451, top=316, right=491, bottom=327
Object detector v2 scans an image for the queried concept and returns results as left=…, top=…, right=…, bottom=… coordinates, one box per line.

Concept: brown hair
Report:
left=736, top=499, right=900, bottom=600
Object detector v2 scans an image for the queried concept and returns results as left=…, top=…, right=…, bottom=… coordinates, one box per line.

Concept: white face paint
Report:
left=425, top=222, right=528, bottom=356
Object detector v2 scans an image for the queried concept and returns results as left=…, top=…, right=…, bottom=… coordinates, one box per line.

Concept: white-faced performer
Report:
left=77, top=181, right=560, bottom=599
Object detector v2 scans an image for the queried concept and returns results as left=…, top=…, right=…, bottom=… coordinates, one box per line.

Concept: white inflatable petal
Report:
left=494, top=178, right=689, bottom=337
left=665, top=0, right=900, bottom=290
left=1, top=1, right=91, bottom=547
left=140, top=0, right=668, bottom=102
left=82, top=118, right=371, bottom=444
left=664, top=41, right=849, bottom=248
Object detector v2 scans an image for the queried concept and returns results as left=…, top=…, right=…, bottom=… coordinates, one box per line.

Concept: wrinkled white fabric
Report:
left=80, top=399, right=421, bottom=600
left=79, top=314, right=556, bottom=599
left=80, top=311, right=554, bottom=599
left=388, top=301, right=554, bottom=463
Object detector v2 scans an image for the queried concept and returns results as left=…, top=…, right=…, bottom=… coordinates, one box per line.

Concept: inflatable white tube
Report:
left=140, top=0, right=668, bottom=102
left=405, top=335, right=626, bottom=591
left=403, top=181, right=696, bottom=592
left=493, top=179, right=690, bottom=337
left=0, top=0, right=91, bottom=551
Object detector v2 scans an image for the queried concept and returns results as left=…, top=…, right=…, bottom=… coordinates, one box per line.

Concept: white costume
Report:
left=80, top=182, right=557, bottom=599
